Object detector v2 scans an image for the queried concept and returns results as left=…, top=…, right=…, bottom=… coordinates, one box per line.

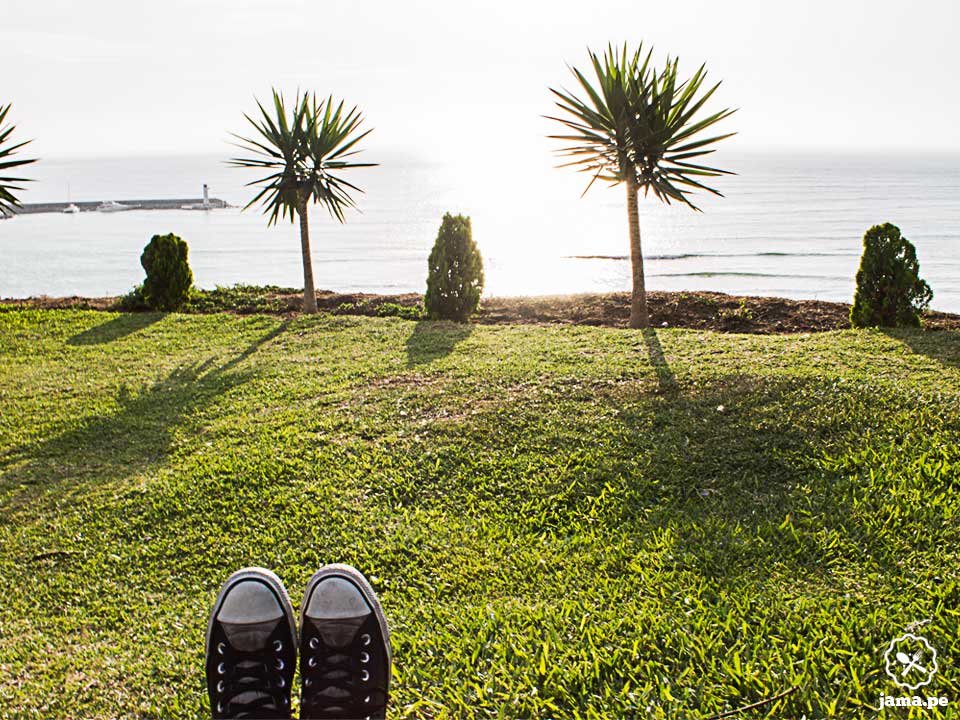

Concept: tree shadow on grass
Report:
left=389, top=367, right=879, bottom=582
left=406, top=321, right=473, bottom=367
left=0, top=320, right=291, bottom=510
left=642, top=328, right=679, bottom=395
left=605, top=371, right=925, bottom=582
left=616, top=375, right=808, bottom=519
left=67, top=313, right=164, bottom=346
left=220, top=319, right=290, bottom=372
left=882, top=328, right=960, bottom=369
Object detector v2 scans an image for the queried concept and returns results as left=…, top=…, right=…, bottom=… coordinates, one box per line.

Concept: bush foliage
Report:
left=140, top=233, right=193, bottom=311
left=117, top=284, right=147, bottom=312
left=850, top=223, right=932, bottom=328
left=425, top=213, right=484, bottom=322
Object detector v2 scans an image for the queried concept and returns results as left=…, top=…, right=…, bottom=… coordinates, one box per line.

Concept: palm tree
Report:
left=548, top=44, right=736, bottom=328
left=230, top=90, right=374, bottom=313
left=0, top=104, right=38, bottom=218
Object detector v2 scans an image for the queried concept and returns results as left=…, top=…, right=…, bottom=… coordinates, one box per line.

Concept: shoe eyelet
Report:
left=361, top=669, right=369, bottom=681
left=278, top=677, right=285, bottom=688
left=361, top=633, right=371, bottom=646
left=304, top=678, right=312, bottom=688
left=360, top=651, right=369, bottom=663
left=309, top=637, right=319, bottom=650
left=308, top=656, right=317, bottom=668
left=275, top=658, right=284, bottom=670
left=216, top=680, right=225, bottom=693
left=217, top=662, right=226, bottom=675
left=364, top=695, right=371, bottom=704
left=273, top=640, right=283, bottom=652
left=216, top=642, right=226, bottom=655
left=216, top=701, right=223, bottom=712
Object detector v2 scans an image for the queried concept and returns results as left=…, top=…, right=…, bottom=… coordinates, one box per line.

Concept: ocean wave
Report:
left=651, top=271, right=849, bottom=280
left=564, top=251, right=858, bottom=261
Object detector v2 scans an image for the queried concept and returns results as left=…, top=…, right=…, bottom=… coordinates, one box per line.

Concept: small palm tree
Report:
left=0, top=104, right=38, bottom=218
left=230, top=90, right=374, bottom=313
left=548, top=45, right=736, bottom=328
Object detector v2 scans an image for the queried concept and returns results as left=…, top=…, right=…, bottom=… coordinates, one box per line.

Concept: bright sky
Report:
left=3, top=0, right=958, bottom=159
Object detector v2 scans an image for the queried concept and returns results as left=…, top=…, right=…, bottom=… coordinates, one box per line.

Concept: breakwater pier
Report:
left=6, top=182, right=231, bottom=216
left=12, top=197, right=230, bottom=215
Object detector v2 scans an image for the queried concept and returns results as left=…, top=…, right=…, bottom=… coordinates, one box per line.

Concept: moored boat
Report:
left=96, top=200, right=136, bottom=212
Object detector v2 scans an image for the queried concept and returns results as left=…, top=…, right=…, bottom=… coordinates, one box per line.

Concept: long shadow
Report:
left=0, top=320, right=291, bottom=512
left=67, top=313, right=164, bottom=346
left=373, top=368, right=898, bottom=581
left=642, top=328, right=679, bottom=395
left=405, top=321, right=473, bottom=367
left=882, top=327, right=960, bottom=369
left=605, top=372, right=928, bottom=582
left=615, top=375, right=807, bottom=519
left=220, top=319, right=290, bottom=373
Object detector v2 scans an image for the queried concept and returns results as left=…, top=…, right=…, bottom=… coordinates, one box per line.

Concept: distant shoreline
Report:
left=3, top=288, right=958, bottom=334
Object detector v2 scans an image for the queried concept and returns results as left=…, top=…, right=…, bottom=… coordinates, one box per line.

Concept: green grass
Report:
left=0, top=309, right=958, bottom=719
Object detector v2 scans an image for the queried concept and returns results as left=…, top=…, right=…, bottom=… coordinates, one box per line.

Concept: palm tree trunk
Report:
left=626, top=175, right=648, bottom=328
left=297, top=197, right=318, bottom=313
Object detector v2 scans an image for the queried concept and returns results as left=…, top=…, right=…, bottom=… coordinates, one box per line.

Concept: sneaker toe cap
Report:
left=305, top=576, right=372, bottom=619
left=218, top=580, right=285, bottom=623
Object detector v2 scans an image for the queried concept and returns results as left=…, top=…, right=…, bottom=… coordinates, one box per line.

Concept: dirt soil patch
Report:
left=4, top=289, right=959, bottom=334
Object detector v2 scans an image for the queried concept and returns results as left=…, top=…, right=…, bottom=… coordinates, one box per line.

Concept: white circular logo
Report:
left=884, top=634, right=938, bottom=690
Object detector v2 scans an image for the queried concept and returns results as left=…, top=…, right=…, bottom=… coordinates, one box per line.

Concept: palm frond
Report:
left=229, top=89, right=375, bottom=225
left=547, top=44, right=736, bottom=210
left=0, top=104, right=38, bottom=217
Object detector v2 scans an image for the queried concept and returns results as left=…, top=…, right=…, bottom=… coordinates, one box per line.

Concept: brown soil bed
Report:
left=479, top=292, right=960, bottom=332
left=4, top=290, right=959, bottom=334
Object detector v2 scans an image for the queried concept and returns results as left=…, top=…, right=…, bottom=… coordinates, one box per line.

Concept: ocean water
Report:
left=1, top=150, right=958, bottom=311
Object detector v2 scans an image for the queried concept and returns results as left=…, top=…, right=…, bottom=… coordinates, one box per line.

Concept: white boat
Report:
left=63, top=184, right=80, bottom=214
left=97, top=200, right=136, bottom=212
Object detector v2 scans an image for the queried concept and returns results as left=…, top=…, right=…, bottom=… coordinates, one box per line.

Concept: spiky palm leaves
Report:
left=230, top=90, right=374, bottom=312
left=0, top=104, right=37, bottom=218
left=548, top=45, right=735, bottom=327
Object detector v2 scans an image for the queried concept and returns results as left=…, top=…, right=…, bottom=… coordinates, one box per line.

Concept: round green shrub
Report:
left=140, top=233, right=193, bottom=311
left=425, top=213, right=484, bottom=322
left=850, top=223, right=932, bottom=328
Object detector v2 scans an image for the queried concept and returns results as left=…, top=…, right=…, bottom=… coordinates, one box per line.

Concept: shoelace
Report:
left=302, top=631, right=382, bottom=718
left=215, top=642, right=289, bottom=718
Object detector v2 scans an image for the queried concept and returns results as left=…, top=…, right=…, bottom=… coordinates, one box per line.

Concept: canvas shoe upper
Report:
left=299, top=564, right=391, bottom=720
left=205, top=568, right=297, bottom=719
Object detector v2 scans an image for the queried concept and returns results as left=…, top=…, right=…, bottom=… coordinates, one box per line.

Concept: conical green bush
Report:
left=425, top=213, right=484, bottom=322
left=850, top=223, right=932, bottom=328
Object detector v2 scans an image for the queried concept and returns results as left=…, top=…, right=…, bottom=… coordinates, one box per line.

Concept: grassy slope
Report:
left=0, top=309, right=958, bottom=719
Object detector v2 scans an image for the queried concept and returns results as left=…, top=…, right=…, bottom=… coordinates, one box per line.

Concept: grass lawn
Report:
left=0, top=309, right=958, bottom=719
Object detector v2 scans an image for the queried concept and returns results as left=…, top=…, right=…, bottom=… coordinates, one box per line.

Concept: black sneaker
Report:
left=299, top=564, right=392, bottom=720
left=205, top=568, right=298, bottom=719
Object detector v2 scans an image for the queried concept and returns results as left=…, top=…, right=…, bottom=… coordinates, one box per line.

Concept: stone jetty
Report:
left=11, top=197, right=230, bottom=215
